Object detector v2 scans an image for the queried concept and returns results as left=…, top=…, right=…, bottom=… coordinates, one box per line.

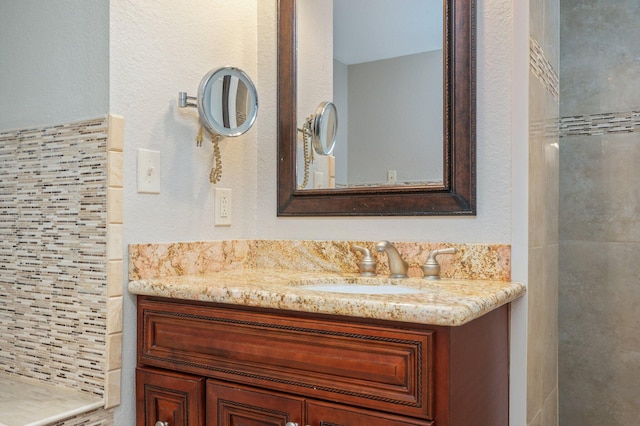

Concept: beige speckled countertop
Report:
left=128, top=268, right=525, bottom=326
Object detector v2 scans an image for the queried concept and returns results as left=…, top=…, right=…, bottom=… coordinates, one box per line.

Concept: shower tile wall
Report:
left=0, top=116, right=123, bottom=424
left=560, top=1, right=640, bottom=424
left=528, top=0, right=560, bottom=425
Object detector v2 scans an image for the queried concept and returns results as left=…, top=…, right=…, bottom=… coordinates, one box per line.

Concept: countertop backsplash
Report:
left=129, top=239, right=511, bottom=281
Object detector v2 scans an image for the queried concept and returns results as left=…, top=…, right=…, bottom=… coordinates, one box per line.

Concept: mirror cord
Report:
left=195, top=125, right=204, bottom=147
left=299, top=117, right=313, bottom=189
left=209, top=134, right=223, bottom=184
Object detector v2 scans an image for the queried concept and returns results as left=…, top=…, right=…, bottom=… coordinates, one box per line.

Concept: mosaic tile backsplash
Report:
left=0, top=115, right=122, bottom=422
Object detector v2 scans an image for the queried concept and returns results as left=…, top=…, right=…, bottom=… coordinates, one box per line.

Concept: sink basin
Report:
left=298, top=283, right=424, bottom=295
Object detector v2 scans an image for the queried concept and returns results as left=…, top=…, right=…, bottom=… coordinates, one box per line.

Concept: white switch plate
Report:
left=313, top=171, right=324, bottom=189
left=215, top=188, right=232, bottom=226
left=387, top=170, right=397, bottom=184
left=137, top=149, right=160, bottom=194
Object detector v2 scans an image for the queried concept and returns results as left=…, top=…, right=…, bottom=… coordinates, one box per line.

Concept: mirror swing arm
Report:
left=277, top=0, right=476, bottom=216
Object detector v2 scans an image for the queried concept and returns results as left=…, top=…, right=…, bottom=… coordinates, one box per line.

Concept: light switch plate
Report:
left=137, top=149, right=160, bottom=194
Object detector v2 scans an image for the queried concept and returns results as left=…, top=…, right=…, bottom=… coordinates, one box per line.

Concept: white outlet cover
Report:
left=215, top=188, right=232, bottom=226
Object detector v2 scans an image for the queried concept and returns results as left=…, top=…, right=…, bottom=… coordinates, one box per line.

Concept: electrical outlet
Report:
left=137, top=149, right=160, bottom=193
left=387, top=170, right=397, bottom=184
left=215, top=188, right=232, bottom=226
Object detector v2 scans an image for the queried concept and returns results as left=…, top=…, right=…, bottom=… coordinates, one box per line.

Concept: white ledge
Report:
left=0, top=374, right=103, bottom=426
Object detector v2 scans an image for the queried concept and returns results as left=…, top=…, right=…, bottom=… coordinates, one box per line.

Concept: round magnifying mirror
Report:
left=197, top=67, right=258, bottom=137
left=311, top=101, right=338, bottom=155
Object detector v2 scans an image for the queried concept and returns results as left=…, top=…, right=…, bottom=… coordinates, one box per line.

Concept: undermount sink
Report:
left=298, top=282, right=424, bottom=295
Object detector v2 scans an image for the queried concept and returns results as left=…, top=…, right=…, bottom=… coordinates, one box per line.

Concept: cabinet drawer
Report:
left=307, top=400, right=434, bottom=426
left=138, top=299, right=433, bottom=419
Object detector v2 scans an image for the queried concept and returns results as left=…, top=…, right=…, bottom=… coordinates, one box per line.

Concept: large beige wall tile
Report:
left=106, top=296, right=123, bottom=335
left=559, top=240, right=640, bottom=424
left=560, top=1, right=640, bottom=116
left=560, top=133, right=640, bottom=242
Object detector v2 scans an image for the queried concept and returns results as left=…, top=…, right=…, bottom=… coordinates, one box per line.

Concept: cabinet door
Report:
left=306, top=400, right=434, bottom=426
left=137, top=367, right=205, bottom=426
left=207, top=381, right=304, bottom=426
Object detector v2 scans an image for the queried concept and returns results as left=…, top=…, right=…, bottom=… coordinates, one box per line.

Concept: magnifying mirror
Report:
left=179, top=66, right=258, bottom=183
left=196, top=67, right=258, bottom=137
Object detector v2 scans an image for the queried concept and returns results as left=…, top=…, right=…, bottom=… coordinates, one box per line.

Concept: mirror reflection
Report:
left=298, top=101, right=338, bottom=189
left=296, top=0, right=444, bottom=190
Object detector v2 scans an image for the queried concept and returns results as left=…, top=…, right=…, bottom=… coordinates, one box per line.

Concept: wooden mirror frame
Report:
left=277, top=0, right=475, bottom=216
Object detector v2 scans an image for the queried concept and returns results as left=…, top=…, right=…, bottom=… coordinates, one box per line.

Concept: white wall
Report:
left=0, top=0, right=109, bottom=131
left=110, top=1, right=258, bottom=423
left=111, top=0, right=258, bottom=244
left=511, top=0, right=530, bottom=423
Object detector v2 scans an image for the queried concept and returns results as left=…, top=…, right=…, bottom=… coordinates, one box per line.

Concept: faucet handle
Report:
left=352, top=245, right=377, bottom=276
left=422, top=247, right=457, bottom=280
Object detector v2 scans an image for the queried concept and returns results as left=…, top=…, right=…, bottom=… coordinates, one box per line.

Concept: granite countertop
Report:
left=128, top=268, right=525, bottom=326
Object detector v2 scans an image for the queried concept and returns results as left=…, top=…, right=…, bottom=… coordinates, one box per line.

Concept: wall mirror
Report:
left=277, top=0, right=476, bottom=216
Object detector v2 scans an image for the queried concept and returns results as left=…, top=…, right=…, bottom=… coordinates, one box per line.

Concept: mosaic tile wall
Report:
left=560, top=110, right=640, bottom=137
left=530, top=37, right=560, bottom=102
left=0, top=115, right=123, bottom=423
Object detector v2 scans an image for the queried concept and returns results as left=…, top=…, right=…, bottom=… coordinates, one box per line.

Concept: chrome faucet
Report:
left=375, top=240, right=408, bottom=278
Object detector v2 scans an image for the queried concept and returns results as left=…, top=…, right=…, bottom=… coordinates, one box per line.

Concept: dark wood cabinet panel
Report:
left=136, top=367, right=205, bottom=426
left=206, top=381, right=304, bottom=426
left=136, top=297, right=509, bottom=426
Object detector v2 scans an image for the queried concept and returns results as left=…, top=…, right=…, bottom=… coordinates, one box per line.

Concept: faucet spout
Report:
left=375, top=240, right=409, bottom=278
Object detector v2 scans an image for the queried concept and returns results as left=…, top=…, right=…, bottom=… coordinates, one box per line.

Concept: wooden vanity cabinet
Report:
left=136, top=296, right=509, bottom=426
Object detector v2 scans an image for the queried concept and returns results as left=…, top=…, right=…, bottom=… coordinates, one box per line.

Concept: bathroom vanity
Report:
left=132, top=269, right=524, bottom=426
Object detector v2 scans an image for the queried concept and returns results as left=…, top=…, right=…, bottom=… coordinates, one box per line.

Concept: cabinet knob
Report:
left=155, top=422, right=169, bottom=426
left=285, top=423, right=300, bottom=426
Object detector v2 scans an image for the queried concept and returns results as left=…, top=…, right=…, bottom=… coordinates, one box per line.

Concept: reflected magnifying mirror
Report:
left=179, top=66, right=258, bottom=183
left=308, top=101, right=338, bottom=155
left=297, top=101, right=338, bottom=189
